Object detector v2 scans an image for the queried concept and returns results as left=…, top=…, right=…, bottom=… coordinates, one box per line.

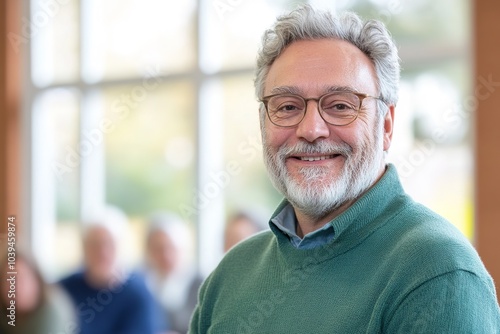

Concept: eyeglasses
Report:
left=260, top=91, right=384, bottom=127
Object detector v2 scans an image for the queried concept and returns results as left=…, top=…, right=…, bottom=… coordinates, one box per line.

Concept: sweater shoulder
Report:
left=374, top=200, right=498, bottom=318
left=386, top=201, right=489, bottom=280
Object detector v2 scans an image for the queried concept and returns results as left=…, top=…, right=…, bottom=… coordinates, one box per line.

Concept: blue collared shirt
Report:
left=270, top=203, right=335, bottom=249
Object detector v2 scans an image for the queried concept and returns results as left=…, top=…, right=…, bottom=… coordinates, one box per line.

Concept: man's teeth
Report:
left=299, top=155, right=335, bottom=161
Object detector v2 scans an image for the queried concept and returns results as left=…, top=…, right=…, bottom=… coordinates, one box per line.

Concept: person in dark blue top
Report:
left=60, top=271, right=163, bottom=334
left=59, top=206, right=170, bottom=334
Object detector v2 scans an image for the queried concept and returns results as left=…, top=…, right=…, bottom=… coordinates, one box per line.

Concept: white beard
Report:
left=263, top=124, right=385, bottom=221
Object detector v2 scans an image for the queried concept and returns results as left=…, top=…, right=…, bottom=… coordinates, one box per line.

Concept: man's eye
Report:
left=323, top=102, right=355, bottom=111
left=333, top=103, right=351, bottom=110
left=277, top=103, right=302, bottom=112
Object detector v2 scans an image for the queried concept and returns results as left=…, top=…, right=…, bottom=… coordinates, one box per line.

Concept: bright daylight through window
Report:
left=25, top=0, right=472, bottom=279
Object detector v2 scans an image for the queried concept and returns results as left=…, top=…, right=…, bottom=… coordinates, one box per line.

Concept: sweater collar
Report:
left=268, top=164, right=407, bottom=265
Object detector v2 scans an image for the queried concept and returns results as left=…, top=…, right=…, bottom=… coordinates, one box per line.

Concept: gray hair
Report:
left=82, top=205, right=128, bottom=243
left=254, top=5, right=400, bottom=118
left=146, top=211, right=191, bottom=251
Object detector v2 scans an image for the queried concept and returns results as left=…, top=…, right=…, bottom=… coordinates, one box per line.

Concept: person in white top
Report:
left=143, top=212, right=202, bottom=334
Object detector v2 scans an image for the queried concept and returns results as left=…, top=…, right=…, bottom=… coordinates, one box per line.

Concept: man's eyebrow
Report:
left=268, top=85, right=360, bottom=95
left=325, top=86, right=361, bottom=94
left=268, top=86, right=302, bottom=95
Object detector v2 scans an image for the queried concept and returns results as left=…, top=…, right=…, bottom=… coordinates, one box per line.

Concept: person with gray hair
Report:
left=143, top=212, right=203, bottom=334
left=189, top=5, right=500, bottom=333
left=59, top=206, right=162, bottom=334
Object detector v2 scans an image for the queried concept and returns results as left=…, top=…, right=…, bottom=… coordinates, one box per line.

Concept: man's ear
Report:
left=383, top=104, right=395, bottom=151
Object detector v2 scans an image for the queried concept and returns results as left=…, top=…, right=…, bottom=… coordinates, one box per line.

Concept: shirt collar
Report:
left=270, top=204, right=335, bottom=249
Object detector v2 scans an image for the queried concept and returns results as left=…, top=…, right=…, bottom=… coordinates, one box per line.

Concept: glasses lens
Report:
left=267, top=95, right=305, bottom=126
left=320, top=92, right=360, bottom=125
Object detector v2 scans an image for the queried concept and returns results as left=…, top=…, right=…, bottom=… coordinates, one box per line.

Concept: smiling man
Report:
left=261, top=37, right=391, bottom=239
left=189, top=6, right=500, bottom=333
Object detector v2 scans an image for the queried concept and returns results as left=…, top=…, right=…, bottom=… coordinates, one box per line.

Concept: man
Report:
left=59, top=206, right=166, bottom=334
left=189, top=5, right=500, bottom=333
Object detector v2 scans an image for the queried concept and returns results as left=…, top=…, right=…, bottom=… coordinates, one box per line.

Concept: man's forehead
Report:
left=268, top=85, right=361, bottom=96
left=264, top=39, right=377, bottom=96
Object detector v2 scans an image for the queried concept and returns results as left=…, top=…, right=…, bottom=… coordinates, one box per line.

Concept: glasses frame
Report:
left=260, top=91, right=385, bottom=127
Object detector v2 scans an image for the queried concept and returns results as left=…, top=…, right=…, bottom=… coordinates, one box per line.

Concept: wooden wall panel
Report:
left=0, top=0, right=22, bottom=236
left=475, top=0, right=500, bottom=303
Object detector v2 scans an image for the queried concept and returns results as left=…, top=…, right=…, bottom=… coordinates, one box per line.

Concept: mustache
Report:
left=277, top=141, right=353, bottom=157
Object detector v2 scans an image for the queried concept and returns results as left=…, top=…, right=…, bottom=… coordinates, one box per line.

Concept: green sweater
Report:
left=189, top=165, right=500, bottom=333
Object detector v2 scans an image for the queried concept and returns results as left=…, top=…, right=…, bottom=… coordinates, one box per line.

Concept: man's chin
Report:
left=286, top=195, right=346, bottom=221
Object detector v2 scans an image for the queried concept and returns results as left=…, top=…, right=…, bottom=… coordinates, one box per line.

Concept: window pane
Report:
left=31, top=0, right=79, bottom=86
left=101, top=81, right=196, bottom=217
left=200, top=0, right=302, bottom=73
left=221, top=75, right=281, bottom=214
left=83, top=0, right=196, bottom=82
left=35, top=89, right=80, bottom=222
left=32, top=88, right=81, bottom=277
left=389, top=66, right=473, bottom=238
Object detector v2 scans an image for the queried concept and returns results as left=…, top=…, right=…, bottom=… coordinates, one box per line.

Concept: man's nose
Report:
left=295, top=101, right=330, bottom=142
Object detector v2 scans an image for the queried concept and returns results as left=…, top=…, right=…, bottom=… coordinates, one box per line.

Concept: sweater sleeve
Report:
left=188, top=303, right=201, bottom=334
left=386, top=270, right=500, bottom=333
left=187, top=276, right=209, bottom=334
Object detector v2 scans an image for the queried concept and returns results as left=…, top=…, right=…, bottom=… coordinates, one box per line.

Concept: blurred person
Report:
left=0, top=252, right=76, bottom=334
left=143, top=212, right=203, bottom=334
left=59, top=206, right=168, bottom=334
left=189, top=5, right=500, bottom=333
left=223, top=209, right=268, bottom=252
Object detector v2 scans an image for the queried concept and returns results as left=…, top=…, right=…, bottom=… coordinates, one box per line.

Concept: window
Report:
left=26, top=0, right=472, bottom=279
